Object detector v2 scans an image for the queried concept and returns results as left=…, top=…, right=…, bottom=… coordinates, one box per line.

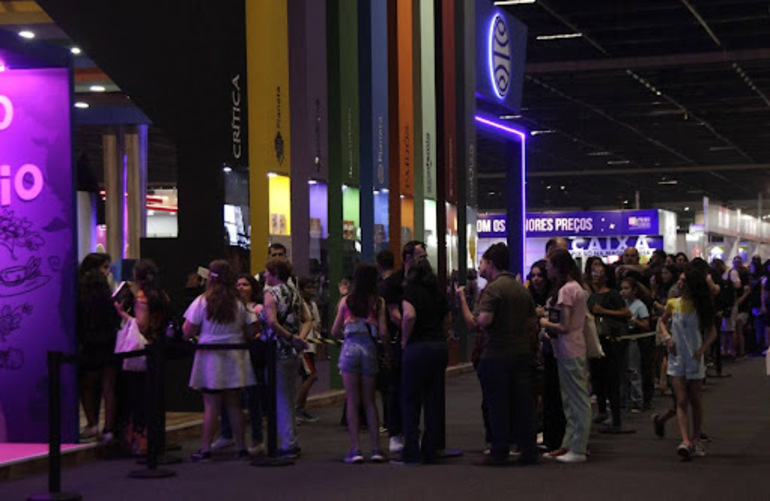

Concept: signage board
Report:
left=0, top=67, right=76, bottom=442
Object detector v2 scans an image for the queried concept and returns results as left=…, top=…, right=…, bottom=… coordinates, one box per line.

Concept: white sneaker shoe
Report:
left=211, top=436, right=235, bottom=451
left=389, top=435, right=404, bottom=453
left=248, top=443, right=265, bottom=456
left=555, top=451, right=587, bottom=463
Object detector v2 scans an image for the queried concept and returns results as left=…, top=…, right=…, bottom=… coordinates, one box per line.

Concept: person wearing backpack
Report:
left=712, top=259, right=740, bottom=357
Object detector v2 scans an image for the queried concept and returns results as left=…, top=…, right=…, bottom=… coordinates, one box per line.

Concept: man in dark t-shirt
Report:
left=456, top=243, right=538, bottom=465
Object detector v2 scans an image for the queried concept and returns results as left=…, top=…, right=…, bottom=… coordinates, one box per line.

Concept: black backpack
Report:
left=714, top=272, right=736, bottom=317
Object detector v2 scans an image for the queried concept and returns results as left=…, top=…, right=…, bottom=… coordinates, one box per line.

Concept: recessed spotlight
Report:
left=74, top=102, right=89, bottom=109
left=308, top=179, right=317, bottom=185
left=18, top=31, right=35, bottom=39
left=70, top=47, right=82, bottom=55
left=222, top=166, right=232, bottom=173
left=623, top=200, right=629, bottom=204
left=89, top=85, right=106, bottom=92
left=267, top=172, right=277, bottom=178
left=560, top=185, right=566, bottom=191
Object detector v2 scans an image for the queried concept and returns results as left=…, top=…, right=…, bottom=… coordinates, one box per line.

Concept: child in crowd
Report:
left=620, top=277, right=650, bottom=413
left=296, top=277, right=321, bottom=423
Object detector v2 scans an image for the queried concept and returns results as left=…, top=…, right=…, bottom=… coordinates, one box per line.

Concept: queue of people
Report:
left=75, top=241, right=764, bottom=466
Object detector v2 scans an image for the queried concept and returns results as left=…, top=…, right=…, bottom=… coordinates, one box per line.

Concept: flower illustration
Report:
left=0, top=209, right=45, bottom=259
left=0, top=305, right=22, bottom=343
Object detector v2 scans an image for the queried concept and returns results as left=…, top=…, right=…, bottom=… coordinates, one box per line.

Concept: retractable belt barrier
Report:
left=31, top=336, right=311, bottom=500
left=615, top=331, right=657, bottom=341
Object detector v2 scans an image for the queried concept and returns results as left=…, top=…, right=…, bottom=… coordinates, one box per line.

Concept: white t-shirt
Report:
left=184, top=295, right=256, bottom=344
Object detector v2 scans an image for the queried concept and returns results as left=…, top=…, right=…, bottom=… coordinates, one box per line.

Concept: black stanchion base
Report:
left=28, top=492, right=83, bottom=501
left=250, top=456, right=294, bottom=467
left=136, top=454, right=183, bottom=466
left=439, top=448, right=463, bottom=459
left=128, top=467, right=177, bottom=479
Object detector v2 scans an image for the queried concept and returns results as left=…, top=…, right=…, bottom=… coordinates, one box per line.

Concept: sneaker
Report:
left=677, top=442, right=692, bottom=460
left=389, top=435, right=404, bottom=453
left=344, top=449, right=364, bottom=464
left=190, top=449, right=212, bottom=462
left=278, top=446, right=302, bottom=459
left=211, top=436, right=235, bottom=451
left=80, top=425, right=99, bottom=440
left=692, top=441, right=706, bottom=458
left=236, top=449, right=250, bottom=459
left=542, top=448, right=568, bottom=459
left=248, top=443, right=265, bottom=456
left=296, top=409, right=319, bottom=423
left=379, top=426, right=389, bottom=434
left=555, top=451, right=587, bottom=463
left=371, top=449, right=386, bottom=463
left=652, top=414, right=665, bottom=438
left=592, top=413, right=608, bottom=425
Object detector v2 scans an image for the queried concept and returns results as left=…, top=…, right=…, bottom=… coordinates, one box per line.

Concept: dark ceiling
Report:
left=479, top=0, right=770, bottom=224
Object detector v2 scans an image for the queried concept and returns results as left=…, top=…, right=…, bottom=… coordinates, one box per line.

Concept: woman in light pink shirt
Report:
left=540, top=249, right=590, bottom=463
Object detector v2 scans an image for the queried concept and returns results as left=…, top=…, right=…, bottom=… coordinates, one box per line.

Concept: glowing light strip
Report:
left=474, top=115, right=527, bottom=273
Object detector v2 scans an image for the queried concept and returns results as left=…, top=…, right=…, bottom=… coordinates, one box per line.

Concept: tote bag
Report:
left=114, top=318, right=148, bottom=372
left=583, top=311, right=605, bottom=359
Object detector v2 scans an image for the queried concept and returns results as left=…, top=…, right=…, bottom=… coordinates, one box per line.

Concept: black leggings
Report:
left=591, top=338, right=627, bottom=427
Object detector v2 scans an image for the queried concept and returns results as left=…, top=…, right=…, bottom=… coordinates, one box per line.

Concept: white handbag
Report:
left=114, top=318, right=148, bottom=372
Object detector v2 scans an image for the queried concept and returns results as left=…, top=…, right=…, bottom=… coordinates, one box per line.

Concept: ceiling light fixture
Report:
left=709, top=146, right=736, bottom=152
left=222, top=166, right=232, bottom=173
left=536, top=32, right=582, bottom=41
left=71, top=47, right=82, bottom=55
left=658, top=179, right=678, bottom=185
left=74, top=102, right=89, bottom=109
left=18, top=31, right=35, bottom=39
left=588, top=151, right=611, bottom=156
left=494, top=0, right=536, bottom=5
left=308, top=179, right=317, bottom=185
left=530, top=129, right=555, bottom=136
left=89, top=85, right=106, bottom=92
left=607, top=160, right=630, bottom=165
left=499, top=114, right=522, bottom=120
left=684, top=207, right=690, bottom=211
left=267, top=172, right=277, bottom=178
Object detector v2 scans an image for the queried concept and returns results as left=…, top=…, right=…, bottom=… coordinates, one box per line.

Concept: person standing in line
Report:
left=332, top=264, right=390, bottom=464
left=77, top=252, right=121, bottom=442
left=457, top=243, right=538, bottom=466
left=619, top=276, right=651, bottom=413
left=211, top=274, right=266, bottom=455
left=380, top=241, right=426, bottom=454
left=658, top=269, right=718, bottom=459
left=296, top=277, right=321, bottom=423
left=530, top=259, right=565, bottom=454
left=376, top=250, right=397, bottom=435
left=539, top=249, right=591, bottom=463
left=258, top=257, right=312, bottom=459
left=732, top=256, right=751, bottom=359
left=396, top=258, right=451, bottom=465
left=183, top=260, right=258, bottom=461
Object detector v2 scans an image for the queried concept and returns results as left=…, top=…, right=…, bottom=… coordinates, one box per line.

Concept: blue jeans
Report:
left=557, top=357, right=591, bottom=455
left=476, top=354, right=537, bottom=462
left=401, top=341, right=448, bottom=463
left=275, top=356, right=300, bottom=450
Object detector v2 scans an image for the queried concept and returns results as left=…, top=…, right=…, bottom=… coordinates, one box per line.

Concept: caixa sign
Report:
left=0, top=95, right=45, bottom=206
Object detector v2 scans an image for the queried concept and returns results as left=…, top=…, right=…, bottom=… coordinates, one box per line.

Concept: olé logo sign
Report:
left=489, top=14, right=511, bottom=99
left=0, top=94, right=45, bottom=206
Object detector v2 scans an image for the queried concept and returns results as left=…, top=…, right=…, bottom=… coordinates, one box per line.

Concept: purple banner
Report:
left=0, top=68, right=76, bottom=442
left=526, top=210, right=659, bottom=238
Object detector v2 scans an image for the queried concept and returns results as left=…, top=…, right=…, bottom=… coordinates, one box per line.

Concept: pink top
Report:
left=551, top=280, right=587, bottom=360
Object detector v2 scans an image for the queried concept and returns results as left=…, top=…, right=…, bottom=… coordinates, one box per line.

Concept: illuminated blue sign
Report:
left=489, top=15, right=511, bottom=99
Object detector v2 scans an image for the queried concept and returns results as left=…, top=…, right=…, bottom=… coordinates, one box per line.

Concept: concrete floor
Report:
left=4, top=356, right=770, bottom=501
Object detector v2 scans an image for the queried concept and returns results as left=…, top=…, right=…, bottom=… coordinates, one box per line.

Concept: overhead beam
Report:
left=526, top=48, right=770, bottom=74
left=477, top=162, right=770, bottom=179
left=0, top=1, right=52, bottom=24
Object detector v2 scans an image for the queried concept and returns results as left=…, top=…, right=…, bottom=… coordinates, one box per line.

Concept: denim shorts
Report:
left=338, top=334, right=379, bottom=376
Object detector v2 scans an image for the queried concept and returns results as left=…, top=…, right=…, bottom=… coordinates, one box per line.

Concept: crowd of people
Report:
left=75, top=239, right=769, bottom=465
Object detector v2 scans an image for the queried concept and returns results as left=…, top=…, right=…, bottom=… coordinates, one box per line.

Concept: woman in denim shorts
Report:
left=331, top=264, right=390, bottom=464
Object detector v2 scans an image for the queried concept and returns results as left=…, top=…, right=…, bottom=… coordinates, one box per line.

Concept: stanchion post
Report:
left=27, top=351, right=82, bottom=501
left=252, top=339, right=293, bottom=467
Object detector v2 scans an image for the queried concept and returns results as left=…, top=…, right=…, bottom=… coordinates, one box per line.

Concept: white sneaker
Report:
left=211, top=436, right=235, bottom=451
left=389, top=435, right=404, bottom=453
left=248, top=443, right=265, bottom=456
left=555, top=451, right=587, bottom=463
left=692, top=441, right=706, bottom=458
